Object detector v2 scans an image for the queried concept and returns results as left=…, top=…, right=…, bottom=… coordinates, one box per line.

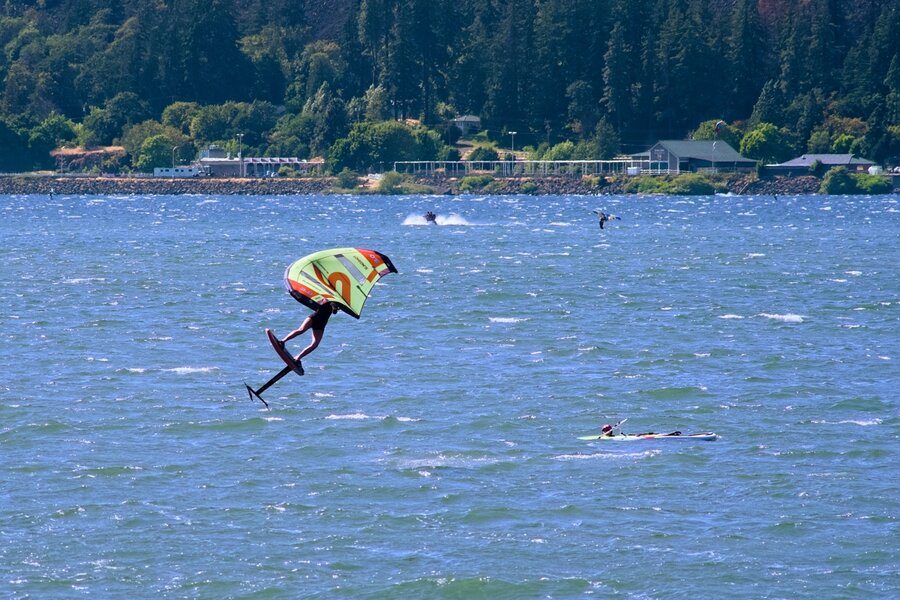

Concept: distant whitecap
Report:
left=489, top=317, right=528, bottom=323
left=759, top=313, right=804, bottom=323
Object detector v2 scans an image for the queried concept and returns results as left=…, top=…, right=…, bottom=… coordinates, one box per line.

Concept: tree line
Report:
left=0, top=0, right=897, bottom=173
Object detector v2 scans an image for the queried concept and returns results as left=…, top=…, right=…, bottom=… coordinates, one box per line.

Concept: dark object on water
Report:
left=593, top=209, right=620, bottom=229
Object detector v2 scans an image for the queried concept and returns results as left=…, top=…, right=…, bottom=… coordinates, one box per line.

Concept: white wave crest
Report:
left=165, top=367, right=217, bottom=374
left=554, top=450, right=660, bottom=461
left=489, top=317, right=528, bottom=324
left=325, top=413, right=371, bottom=420
left=759, top=313, right=804, bottom=323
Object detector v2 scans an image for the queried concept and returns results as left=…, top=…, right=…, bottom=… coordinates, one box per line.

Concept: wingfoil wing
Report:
left=283, top=247, right=398, bottom=319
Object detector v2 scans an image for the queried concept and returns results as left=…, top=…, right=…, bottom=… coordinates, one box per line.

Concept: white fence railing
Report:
left=393, top=159, right=676, bottom=177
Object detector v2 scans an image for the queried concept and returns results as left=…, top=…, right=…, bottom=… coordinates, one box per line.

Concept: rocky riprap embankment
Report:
left=0, top=175, right=332, bottom=196
left=414, top=173, right=822, bottom=196
left=1, top=172, right=861, bottom=197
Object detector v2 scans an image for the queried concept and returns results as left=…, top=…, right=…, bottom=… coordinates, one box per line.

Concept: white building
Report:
left=153, top=166, right=204, bottom=178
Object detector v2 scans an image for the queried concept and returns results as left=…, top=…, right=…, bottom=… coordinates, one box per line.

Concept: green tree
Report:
left=853, top=173, right=892, bottom=194
left=363, top=85, right=391, bottom=122
left=302, top=82, right=348, bottom=157
left=161, top=102, right=202, bottom=135
left=807, top=129, right=831, bottom=153
left=446, top=3, right=493, bottom=116
left=267, top=112, right=314, bottom=158
left=468, top=146, right=499, bottom=161
left=861, top=103, right=895, bottom=164
left=691, top=119, right=741, bottom=151
left=134, top=133, right=177, bottom=172
left=328, top=120, right=445, bottom=172
left=593, top=118, right=620, bottom=160
left=740, top=122, right=795, bottom=164
left=0, top=117, right=32, bottom=171
left=286, top=42, right=345, bottom=111
left=483, top=0, right=535, bottom=131
left=566, top=80, right=596, bottom=138
left=726, top=0, right=768, bottom=120
left=543, top=140, right=576, bottom=161
left=831, top=134, right=857, bottom=153
left=80, top=106, right=117, bottom=147
left=188, top=101, right=277, bottom=148
left=120, top=120, right=189, bottom=164
left=357, top=0, right=391, bottom=87
left=239, top=23, right=300, bottom=104
left=653, top=2, right=717, bottom=138
left=29, top=112, right=77, bottom=150
left=749, top=79, right=783, bottom=128
left=818, top=166, right=857, bottom=194
left=884, top=55, right=900, bottom=125
left=601, top=6, right=636, bottom=135
left=178, top=0, right=252, bottom=104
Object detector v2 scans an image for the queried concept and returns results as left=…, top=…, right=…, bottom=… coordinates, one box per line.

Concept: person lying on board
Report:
left=599, top=423, right=683, bottom=437
left=276, top=301, right=339, bottom=375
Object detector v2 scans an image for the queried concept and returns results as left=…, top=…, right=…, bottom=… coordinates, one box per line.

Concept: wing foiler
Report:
left=283, top=247, right=398, bottom=318
left=245, top=247, right=398, bottom=407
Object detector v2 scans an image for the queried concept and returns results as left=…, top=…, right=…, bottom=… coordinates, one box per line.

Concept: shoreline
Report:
left=0, top=173, right=873, bottom=196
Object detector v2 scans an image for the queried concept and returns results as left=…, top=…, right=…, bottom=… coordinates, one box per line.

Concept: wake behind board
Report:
left=266, top=329, right=304, bottom=376
left=578, top=432, right=718, bottom=442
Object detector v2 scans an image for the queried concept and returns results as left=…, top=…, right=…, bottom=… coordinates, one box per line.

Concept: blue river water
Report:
left=1, top=192, right=898, bottom=598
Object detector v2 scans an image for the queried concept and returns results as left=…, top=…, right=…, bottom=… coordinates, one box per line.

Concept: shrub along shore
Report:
left=0, top=172, right=888, bottom=197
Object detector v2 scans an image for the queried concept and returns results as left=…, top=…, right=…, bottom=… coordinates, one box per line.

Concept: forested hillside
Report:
left=0, top=0, right=897, bottom=173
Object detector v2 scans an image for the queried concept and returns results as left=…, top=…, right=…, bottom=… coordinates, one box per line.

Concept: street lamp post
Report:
left=172, top=147, right=177, bottom=170
left=236, top=133, right=244, bottom=177
left=508, top=131, right=517, bottom=177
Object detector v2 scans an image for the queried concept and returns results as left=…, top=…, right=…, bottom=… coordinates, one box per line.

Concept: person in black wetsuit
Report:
left=424, top=211, right=437, bottom=224
left=278, top=302, right=339, bottom=375
left=593, top=210, right=620, bottom=229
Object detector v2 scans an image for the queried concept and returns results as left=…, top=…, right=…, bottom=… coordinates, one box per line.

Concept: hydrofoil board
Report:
left=266, top=329, right=304, bottom=376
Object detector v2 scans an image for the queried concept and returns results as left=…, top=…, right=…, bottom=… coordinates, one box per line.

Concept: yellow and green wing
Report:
left=283, top=247, right=398, bottom=319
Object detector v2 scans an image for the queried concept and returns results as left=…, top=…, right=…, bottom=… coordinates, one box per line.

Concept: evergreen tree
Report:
left=483, top=0, right=535, bottom=133
left=749, top=79, right=783, bottom=127
left=446, top=2, right=495, bottom=117
left=357, top=0, right=391, bottom=87
left=566, top=80, right=596, bottom=138
left=653, top=1, right=716, bottom=138
left=804, top=0, right=843, bottom=92
left=884, top=55, right=900, bottom=125
left=601, top=16, right=631, bottom=134
left=726, top=0, right=767, bottom=120
left=177, top=0, right=251, bottom=104
left=383, top=0, right=418, bottom=119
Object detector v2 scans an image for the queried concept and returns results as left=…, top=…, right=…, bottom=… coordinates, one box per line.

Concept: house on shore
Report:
left=765, top=154, right=875, bottom=176
left=632, top=140, right=756, bottom=173
left=451, top=115, right=481, bottom=136
left=196, top=145, right=323, bottom=177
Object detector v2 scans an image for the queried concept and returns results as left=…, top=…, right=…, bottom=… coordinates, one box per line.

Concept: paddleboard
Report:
left=266, top=329, right=304, bottom=376
left=578, top=432, right=718, bottom=441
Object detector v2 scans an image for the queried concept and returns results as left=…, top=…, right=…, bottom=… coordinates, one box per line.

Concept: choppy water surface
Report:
left=1, top=193, right=898, bottom=598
